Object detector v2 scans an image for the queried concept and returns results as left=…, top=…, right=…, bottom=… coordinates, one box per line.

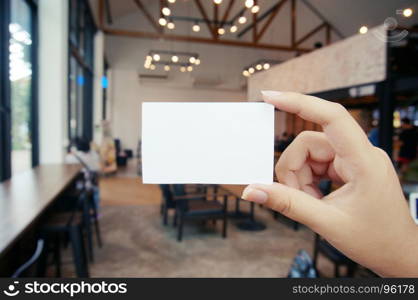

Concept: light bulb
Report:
left=242, top=70, right=250, bottom=77
left=171, top=55, right=179, bottom=63
left=230, top=25, right=237, bottom=33
left=168, top=0, right=176, bottom=3
left=192, top=24, right=200, bottom=32
left=245, top=0, right=254, bottom=8
left=263, top=63, right=270, bottom=70
left=238, top=16, right=247, bottom=24
left=403, top=8, right=413, bottom=17
left=159, top=18, right=167, bottom=26
left=189, top=56, right=196, bottom=64
left=187, top=65, right=193, bottom=72
left=248, top=67, right=255, bottom=74
left=146, top=55, right=152, bottom=61
left=180, top=66, right=186, bottom=72
left=251, top=5, right=260, bottom=14
left=217, top=27, right=225, bottom=35
left=359, top=26, right=368, bottom=34
left=195, top=59, right=201, bottom=65
left=153, top=54, right=160, bottom=61
left=167, top=22, right=175, bottom=30
left=256, top=64, right=262, bottom=70
left=150, top=64, right=156, bottom=70
left=162, top=7, right=171, bottom=16
left=144, top=64, right=150, bottom=69
left=214, top=0, right=222, bottom=4
left=164, top=65, right=170, bottom=71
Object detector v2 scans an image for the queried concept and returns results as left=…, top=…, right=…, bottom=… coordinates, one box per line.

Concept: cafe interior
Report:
left=0, top=0, right=418, bottom=278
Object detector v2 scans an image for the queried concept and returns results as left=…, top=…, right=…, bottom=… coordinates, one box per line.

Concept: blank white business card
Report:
left=141, top=102, right=274, bottom=184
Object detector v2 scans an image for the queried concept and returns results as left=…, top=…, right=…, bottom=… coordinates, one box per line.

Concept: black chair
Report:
left=38, top=192, right=90, bottom=277
left=160, top=184, right=177, bottom=226
left=11, top=239, right=45, bottom=278
left=313, top=234, right=357, bottom=277
left=171, top=185, right=228, bottom=242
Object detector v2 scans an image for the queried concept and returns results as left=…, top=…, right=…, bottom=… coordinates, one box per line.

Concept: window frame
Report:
left=68, top=0, right=96, bottom=145
left=0, top=0, right=38, bottom=181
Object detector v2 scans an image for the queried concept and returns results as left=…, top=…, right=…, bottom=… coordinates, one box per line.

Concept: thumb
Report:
left=242, top=183, right=339, bottom=229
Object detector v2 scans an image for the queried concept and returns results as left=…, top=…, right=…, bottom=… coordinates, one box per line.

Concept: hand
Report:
left=242, top=91, right=418, bottom=277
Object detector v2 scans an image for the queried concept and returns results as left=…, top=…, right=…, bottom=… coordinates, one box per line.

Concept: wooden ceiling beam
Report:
left=254, top=0, right=288, bottom=43
left=214, top=2, right=219, bottom=38
left=133, top=0, right=162, bottom=33
left=253, top=1, right=258, bottom=43
left=103, top=27, right=312, bottom=52
left=220, top=0, right=235, bottom=28
left=194, top=0, right=216, bottom=39
left=291, top=0, right=296, bottom=46
left=294, top=22, right=327, bottom=47
left=98, top=0, right=104, bottom=29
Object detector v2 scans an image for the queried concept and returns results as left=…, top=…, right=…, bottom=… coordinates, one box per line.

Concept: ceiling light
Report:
left=189, top=56, right=196, bottom=64
left=403, top=8, right=413, bottom=17
left=214, top=0, right=222, bottom=4
left=248, top=67, right=255, bottom=74
left=245, top=0, right=254, bottom=8
left=162, top=7, right=171, bottom=16
left=230, top=25, right=237, bottom=33
left=251, top=5, right=260, bottom=14
left=256, top=64, right=262, bottom=70
left=159, top=18, right=167, bottom=26
left=263, top=63, right=270, bottom=70
left=146, top=55, right=152, bottom=61
left=192, top=23, right=200, bottom=32
left=180, top=66, right=186, bottom=72
left=359, top=25, right=368, bottom=34
left=144, top=63, right=150, bottom=69
left=218, top=27, right=225, bottom=35
left=195, top=59, right=201, bottom=65
left=168, top=0, right=176, bottom=3
left=164, top=65, right=170, bottom=71
left=167, top=21, right=175, bottom=30
left=238, top=16, right=247, bottom=24
left=187, top=65, right=193, bottom=72
left=171, top=55, right=179, bottom=62
left=150, top=64, right=156, bottom=70
left=242, top=70, right=250, bottom=77
left=153, top=54, right=160, bottom=61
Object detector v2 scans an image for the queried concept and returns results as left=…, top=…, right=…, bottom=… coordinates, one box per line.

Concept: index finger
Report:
left=262, top=90, right=372, bottom=162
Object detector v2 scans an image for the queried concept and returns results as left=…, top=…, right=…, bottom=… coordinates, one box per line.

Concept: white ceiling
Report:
left=92, top=0, right=418, bottom=89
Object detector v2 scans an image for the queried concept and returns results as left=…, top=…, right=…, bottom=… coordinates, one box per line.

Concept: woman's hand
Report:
left=242, top=91, right=418, bottom=277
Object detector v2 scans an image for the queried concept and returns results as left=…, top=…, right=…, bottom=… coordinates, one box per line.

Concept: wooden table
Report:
left=0, top=164, right=82, bottom=257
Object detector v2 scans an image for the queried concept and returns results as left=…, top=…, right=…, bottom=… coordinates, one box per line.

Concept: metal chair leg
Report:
left=69, top=226, right=89, bottom=277
left=177, top=215, right=184, bottom=242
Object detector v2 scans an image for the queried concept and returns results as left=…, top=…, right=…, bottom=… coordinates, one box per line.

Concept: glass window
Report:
left=68, top=0, right=95, bottom=144
left=9, top=0, right=34, bottom=174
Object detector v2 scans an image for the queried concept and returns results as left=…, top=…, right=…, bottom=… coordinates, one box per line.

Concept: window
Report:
left=0, top=0, right=38, bottom=181
left=68, top=0, right=96, bottom=145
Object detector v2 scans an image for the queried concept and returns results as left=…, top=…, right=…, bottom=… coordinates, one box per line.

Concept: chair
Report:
left=38, top=192, right=90, bottom=277
left=11, top=239, right=45, bottom=278
left=313, top=234, right=357, bottom=277
left=54, top=166, right=102, bottom=263
left=171, top=184, right=228, bottom=242
left=159, top=184, right=177, bottom=226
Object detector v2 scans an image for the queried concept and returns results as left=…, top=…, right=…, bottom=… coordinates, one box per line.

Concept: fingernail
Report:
left=241, top=186, right=268, bottom=204
left=261, top=90, right=283, bottom=98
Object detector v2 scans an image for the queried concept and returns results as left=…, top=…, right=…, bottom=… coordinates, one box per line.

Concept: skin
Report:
left=242, top=91, right=418, bottom=277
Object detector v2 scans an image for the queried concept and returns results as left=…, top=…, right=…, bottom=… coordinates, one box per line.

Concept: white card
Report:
left=141, top=102, right=274, bottom=184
